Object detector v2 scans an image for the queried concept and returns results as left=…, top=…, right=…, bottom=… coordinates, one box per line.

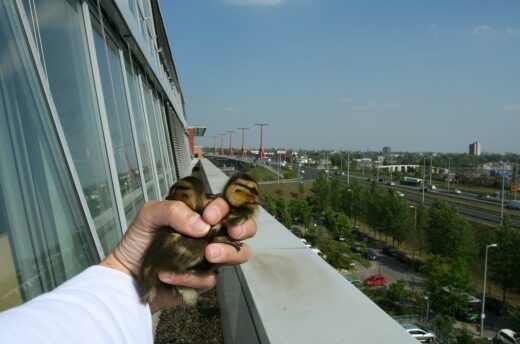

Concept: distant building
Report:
left=383, top=146, right=392, bottom=154
left=469, top=141, right=481, bottom=156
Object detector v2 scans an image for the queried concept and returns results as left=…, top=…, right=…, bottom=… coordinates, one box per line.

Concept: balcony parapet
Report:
left=199, top=158, right=418, bottom=344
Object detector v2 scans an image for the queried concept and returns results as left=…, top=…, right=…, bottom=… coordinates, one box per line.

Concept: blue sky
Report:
left=160, top=0, right=520, bottom=153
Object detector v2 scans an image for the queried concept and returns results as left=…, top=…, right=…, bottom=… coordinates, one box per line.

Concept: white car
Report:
left=494, top=329, right=519, bottom=344
left=402, top=323, right=436, bottom=343
left=453, top=189, right=462, bottom=194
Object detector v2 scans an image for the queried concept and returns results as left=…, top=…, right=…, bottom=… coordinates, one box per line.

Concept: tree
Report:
left=382, top=195, right=410, bottom=246
left=421, top=255, right=473, bottom=317
left=262, top=194, right=277, bottom=215
left=275, top=198, right=292, bottom=228
left=324, top=211, right=352, bottom=240
left=308, top=171, right=331, bottom=215
left=427, top=199, right=476, bottom=262
left=288, top=199, right=313, bottom=228
left=489, top=215, right=520, bottom=303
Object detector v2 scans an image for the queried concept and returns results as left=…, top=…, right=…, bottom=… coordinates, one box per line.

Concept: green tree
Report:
left=275, top=198, right=292, bottom=228
left=427, top=199, right=476, bottom=261
left=489, top=215, right=520, bottom=303
left=262, top=194, right=277, bottom=215
left=324, top=211, right=352, bottom=240
left=508, top=309, right=520, bottom=332
left=288, top=199, right=313, bottom=228
left=421, top=255, right=473, bottom=317
left=308, top=171, right=331, bottom=215
left=383, top=195, right=410, bottom=246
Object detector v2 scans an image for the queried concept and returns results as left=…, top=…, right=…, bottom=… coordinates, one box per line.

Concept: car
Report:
left=452, top=188, right=462, bottom=194
left=364, top=249, right=378, bottom=260
left=402, top=323, right=437, bottom=343
left=396, top=251, right=412, bottom=264
left=494, top=329, right=519, bottom=344
left=396, top=191, right=405, bottom=197
left=382, top=246, right=398, bottom=257
left=363, top=274, right=387, bottom=287
left=351, top=241, right=367, bottom=254
left=477, top=193, right=492, bottom=200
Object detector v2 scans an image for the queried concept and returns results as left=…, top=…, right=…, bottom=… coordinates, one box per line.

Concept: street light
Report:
left=409, top=205, right=417, bottom=293
left=347, top=189, right=353, bottom=218
left=424, top=295, right=429, bottom=321
left=480, top=243, right=498, bottom=337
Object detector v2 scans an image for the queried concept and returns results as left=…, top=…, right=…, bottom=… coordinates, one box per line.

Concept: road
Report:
left=296, top=166, right=520, bottom=228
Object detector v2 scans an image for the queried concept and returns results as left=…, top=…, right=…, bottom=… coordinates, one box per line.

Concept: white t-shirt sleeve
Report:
left=0, top=265, right=153, bottom=343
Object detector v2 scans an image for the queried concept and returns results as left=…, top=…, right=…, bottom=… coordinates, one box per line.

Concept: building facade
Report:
left=469, top=141, right=482, bottom=156
left=0, top=0, right=192, bottom=311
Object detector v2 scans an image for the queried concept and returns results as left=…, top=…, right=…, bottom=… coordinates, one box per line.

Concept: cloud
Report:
left=224, top=0, right=291, bottom=6
left=472, top=25, right=495, bottom=36
left=506, top=27, right=520, bottom=35
left=504, top=104, right=520, bottom=111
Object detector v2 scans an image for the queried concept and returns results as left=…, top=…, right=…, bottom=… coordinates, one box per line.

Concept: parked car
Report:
left=494, top=329, right=519, bottom=344
left=364, top=249, right=378, bottom=260
left=396, top=251, right=412, bottom=264
left=363, top=274, right=387, bottom=287
left=507, top=200, right=520, bottom=210
left=401, top=323, right=437, bottom=343
left=382, top=246, right=398, bottom=257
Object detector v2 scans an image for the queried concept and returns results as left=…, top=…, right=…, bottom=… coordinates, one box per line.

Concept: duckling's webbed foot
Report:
left=211, top=236, right=243, bottom=251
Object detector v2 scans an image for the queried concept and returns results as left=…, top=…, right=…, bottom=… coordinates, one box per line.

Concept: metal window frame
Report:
left=82, top=2, right=128, bottom=234
left=13, top=0, right=105, bottom=259
left=150, top=89, right=172, bottom=187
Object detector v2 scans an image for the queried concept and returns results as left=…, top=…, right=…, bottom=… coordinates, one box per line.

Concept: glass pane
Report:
left=159, top=99, right=176, bottom=183
left=92, top=24, right=145, bottom=224
left=125, top=61, right=158, bottom=200
left=32, top=0, right=121, bottom=253
left=142, top=80, right=167, bottom=197
left=152, top=92, right=172, bottom=186
left=0, top=1, right=97, bottom=310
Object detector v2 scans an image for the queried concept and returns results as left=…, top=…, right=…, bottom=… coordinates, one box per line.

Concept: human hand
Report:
left=99, top=198, right=257, bottom=313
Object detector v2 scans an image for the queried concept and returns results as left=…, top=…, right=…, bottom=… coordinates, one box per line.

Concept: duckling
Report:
left=138, top=173, right=259, bottom=305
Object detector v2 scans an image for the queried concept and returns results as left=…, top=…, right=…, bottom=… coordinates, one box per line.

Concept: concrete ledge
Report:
left=200, top=158, right=418, bottom=344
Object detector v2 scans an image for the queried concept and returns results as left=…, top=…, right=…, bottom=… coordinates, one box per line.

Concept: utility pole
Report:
left=212, top=135, right=218, bottom=155
left=254, top=123, right=269, bottom=161
left=447, top=156, right=451, bottom=194
left=422, top=157, right=426, bottom=204
left=347, top=152, right=350, bottom=184
left=219, top=133, right=225, bottom=156
left=500, top=163, right=505, bottom=225
left=429, top=154, right=433, bottom=187
left=238, top=127, right=249, bottom=159
left=227, top=130, right=235, bottom=156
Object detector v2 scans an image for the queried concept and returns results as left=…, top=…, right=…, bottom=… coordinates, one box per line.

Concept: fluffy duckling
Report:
left=138, top=173, right=259, bottom=305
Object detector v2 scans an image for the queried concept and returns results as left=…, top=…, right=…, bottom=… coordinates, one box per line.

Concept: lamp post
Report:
left=424, top=295, right=429, bottom=321
left=500, top=163, right=505, bottom=225
left=422, top=157, right=426, bottom=204
left=348, top=189, right=353, bottom=218
left=409, top=205, right=417, bottom=293
left=480, top=243, right=498, bottom=337
left=347, top=152, right=350, bottom=184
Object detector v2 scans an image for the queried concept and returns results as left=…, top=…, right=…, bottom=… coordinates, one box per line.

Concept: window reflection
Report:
left=125, top=60, right=159, bottom=200
left=142, top=79, right=167, bottom=196
left=0, top=1, right=97, bottom=310
left=92, top=23, right=145, bottom=224
left=29, top=0, right=121, bottom=252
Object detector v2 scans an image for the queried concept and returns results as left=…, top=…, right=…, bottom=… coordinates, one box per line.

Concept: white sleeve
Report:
left=0, top=265, right=153, bottom=344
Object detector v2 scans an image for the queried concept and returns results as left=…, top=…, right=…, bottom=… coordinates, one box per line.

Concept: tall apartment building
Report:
left=469, top=141, right=482, bottom=156
left=0, top=0, right=192, bottom=310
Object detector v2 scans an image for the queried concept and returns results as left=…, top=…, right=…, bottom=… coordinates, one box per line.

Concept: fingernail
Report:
left=208, top=245, right=223, bottom=260
left=234, top=224, right=246, bottom=238
left=188, top=214, right=210, bottom=234
left=205, top=206, right=221, bottom=223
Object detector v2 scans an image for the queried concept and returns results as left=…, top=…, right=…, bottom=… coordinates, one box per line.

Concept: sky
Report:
left=159, top=0, right=520, bottom=154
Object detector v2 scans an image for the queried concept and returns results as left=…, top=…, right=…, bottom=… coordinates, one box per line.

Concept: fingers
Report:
left=226, top=218, right=257, bottom=240
left=157, top=271, right=217, bottom=294
left=205, top=242, right=252, bottom=265
left=202, top=197, right=230, bottom=225
left=137, top=201, right=210, bottom=238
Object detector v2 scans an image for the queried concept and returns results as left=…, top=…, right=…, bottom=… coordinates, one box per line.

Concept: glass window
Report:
left=152, top=92, right=172, bottom=186
left=30, top=0, right=121, bottom=253
left=0, top=1, right=97, bottom=310
left=125, top=58, right=159, bottom=200
left=142, top=79, right=167, bottom=196
left=92, top=23, right=145, bottom=224
left=158, top=98, right=177, bottom=183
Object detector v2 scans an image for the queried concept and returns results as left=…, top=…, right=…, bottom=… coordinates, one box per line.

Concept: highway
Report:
left=295, top=166, right=520, bottom=228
